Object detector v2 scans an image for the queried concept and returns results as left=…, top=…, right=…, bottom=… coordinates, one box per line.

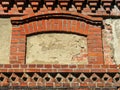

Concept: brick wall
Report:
left=0, top=0, right=120, bottom=89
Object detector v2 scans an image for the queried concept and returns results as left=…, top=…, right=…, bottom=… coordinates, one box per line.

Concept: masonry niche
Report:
left=10, top=12, right=103, bottom=65
left=26, top=33, right=88, bottom=64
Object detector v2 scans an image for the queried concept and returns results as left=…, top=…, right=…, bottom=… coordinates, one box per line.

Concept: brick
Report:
left=85, top=65, right=92, bottom=68
left=92, top=65, right=101, bottom=68
left=11, top=83, right=20, bottom=86
left=20, top=83, right=28, bottom=86
left=44, top=64, right=52, bottom=68
left=12, top=64, right=20, bottom=68
left=28, top=82, right=37, bottom=87
left=0, top=69, right=7, bottom=72
left=61, top=65, right=69, bottom=68
left=53, top=64, right=61, bottom=68
left=45, top=82, right=54, bottom=87
left=29, top=64, right=36, bottom=68
left=20, top=65, right=27, bottom=68
left=91, top=69, right=107, bottom=72
left=4, top=65, right=11, bottom=68
left=107, top=69, right=119, bottom=72
left=109, top=65, right=117, bottom=68
left=40, top=69, right=57, bottom=72
left=58, top=69, right=73, bottom=72
left=25, top=69, right=37, bottom=72
left=37, top=65, right=44, bottom=68
left=69, top=65, right=77, bottom=68
left=78, top=65, right=85, bottom=68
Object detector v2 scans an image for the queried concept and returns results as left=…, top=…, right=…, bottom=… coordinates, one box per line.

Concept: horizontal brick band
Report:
left=0, top=64, right=120, bottom=73
left=0, top=69, right=120, bottom=87
left=11, top=11, right=102, bottom=25
left=0, top=0, right=119, bottom=17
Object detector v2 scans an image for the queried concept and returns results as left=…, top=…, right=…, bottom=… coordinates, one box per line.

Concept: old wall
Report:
left=1, top=17, right=120, bottom=65
left=0, top=0, right=120, bottom=88
left=103, top=19, right=120, bottom=65
left=0, top=18, right=12, bottom=64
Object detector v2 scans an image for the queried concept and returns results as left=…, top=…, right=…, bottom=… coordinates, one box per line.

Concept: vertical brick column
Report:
left=10, top=17, right=26, bottom=64
left=10, top=26, right=26, bottom=64
left=88, top=25, right=104, bottom=64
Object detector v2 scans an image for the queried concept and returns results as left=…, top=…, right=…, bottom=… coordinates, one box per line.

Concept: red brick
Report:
left=12, top=64, right=20, bottom=68
left=44, top=64, right=52, bottom=68
left=53, top=64, right=61, bottom=68
left=21, top=65, right=27, bottom=68
left=69, top=65, right=77, bottom=68
left=29, top=64, right=36, bottom=68
left=4, top=64, right=11, bottom=68
left=61, top=65, right=69, bottom=68
left=37, top=65, right=44, bottom=68
left=46, top=83, right=54, bottom=87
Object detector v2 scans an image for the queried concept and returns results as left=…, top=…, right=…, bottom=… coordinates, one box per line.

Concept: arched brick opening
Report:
left=10, top=11, right=103, bottom=65
left=0, top=0, right=120, bottom=88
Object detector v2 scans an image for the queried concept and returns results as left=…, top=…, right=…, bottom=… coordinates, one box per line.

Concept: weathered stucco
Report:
left=26, top=33, right=88, bottom=64
left=0, top=18, right=12, bottom=64
left=104, top=19, right=120, bottom=65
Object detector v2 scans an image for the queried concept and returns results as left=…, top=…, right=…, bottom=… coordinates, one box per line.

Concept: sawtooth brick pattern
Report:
left=0, top=64, right=120, bottom=87
left=0, top=0, right=120, bottom=16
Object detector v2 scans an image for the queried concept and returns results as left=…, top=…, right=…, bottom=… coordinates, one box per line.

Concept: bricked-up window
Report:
left=10, top=12, right=104, bottom=65
left=26, top=33, right=88, bottom=64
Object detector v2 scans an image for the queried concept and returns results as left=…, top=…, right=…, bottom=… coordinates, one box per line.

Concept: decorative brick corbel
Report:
left=73, top=0, right=85, bottom=12
left=101, top=0, right=113, bottom=13
left=88, top=0, right=99, bottom=12
left=29, top=0, right=41, bottom=12
left=1, top=0, right=11, bottom=12
left=58, top=0, right=70, bottom=10
left=44, top=0, right=56, bottom=10
left=15, top=0, right=26, bottom=12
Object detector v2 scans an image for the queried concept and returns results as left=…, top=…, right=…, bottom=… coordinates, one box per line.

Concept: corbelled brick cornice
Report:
left=0, top=0, right=119, bottom=17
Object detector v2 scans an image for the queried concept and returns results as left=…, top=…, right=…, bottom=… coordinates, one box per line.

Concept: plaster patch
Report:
left=26, top=33, right=88, bottom=64
left=0, top=18, right=12, bottom=64
left=104, top=19, right=120, bottom=65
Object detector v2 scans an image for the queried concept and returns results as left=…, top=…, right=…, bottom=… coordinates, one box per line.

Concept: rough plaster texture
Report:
left=26, top=33, right=88, bottom=64
left=0, top=18, right=12, bottom=64
left=104, top=19, right=120, bottom=65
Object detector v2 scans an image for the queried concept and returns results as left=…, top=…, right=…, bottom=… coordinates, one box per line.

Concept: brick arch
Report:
left=10, top=11, right=104, bottom=65
left=22, top=18, right=88, bottom=36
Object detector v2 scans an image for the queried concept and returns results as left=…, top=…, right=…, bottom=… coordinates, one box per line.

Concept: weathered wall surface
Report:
left=1, top=17, right=119, bottom=65
left=104, top=19, right=120, bottom=65
left=0, top=18, right=12, bottom=64
left=26, top=33, right=88, bottom=64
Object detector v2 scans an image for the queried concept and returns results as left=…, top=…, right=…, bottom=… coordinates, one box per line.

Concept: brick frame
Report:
left=10, top=11, right=103, bottom=65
